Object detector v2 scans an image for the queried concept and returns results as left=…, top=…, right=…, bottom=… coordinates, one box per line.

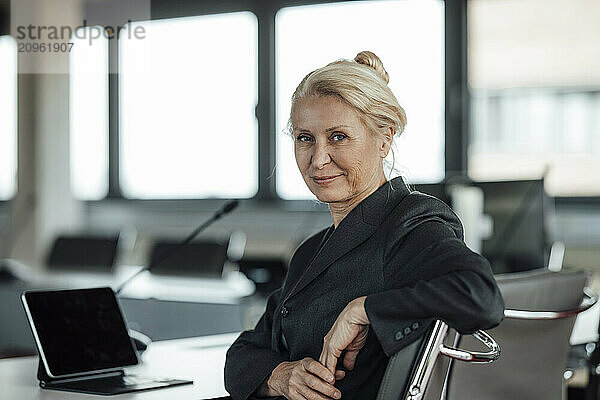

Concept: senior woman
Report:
left=224, top=51, right=505, bottom=400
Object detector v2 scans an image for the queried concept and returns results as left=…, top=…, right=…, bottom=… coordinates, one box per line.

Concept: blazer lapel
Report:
left=286, top=209, right=377, bottom=301
left=285, top=176, right=411, bottom=300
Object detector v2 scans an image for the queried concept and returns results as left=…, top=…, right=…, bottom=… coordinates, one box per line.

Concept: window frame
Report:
left=0, top=34, right=18, bottom=202
left=0, top=0, right=9, bottom=212
left=83, top=0, right=473, bottom=210
left=0, top=1, right=15, bottom=205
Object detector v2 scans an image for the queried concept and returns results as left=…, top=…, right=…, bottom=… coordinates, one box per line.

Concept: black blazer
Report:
left=225, top=176, right=505, bottom=400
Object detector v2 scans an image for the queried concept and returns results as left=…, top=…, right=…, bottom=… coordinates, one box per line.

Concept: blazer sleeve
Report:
left=364, top=199, right=505, bottom=357
left=224, top=288, right=287, bottom=400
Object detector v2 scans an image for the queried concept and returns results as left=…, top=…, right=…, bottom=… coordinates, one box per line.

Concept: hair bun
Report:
left=354, top=51, right=390, bottom=84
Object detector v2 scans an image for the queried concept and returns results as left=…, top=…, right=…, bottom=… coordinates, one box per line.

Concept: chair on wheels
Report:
left=376, top=320, right=501, bottom=400
left=447, top=269, right=597, bottom=400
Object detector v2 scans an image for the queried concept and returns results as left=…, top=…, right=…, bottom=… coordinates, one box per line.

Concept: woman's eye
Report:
left=332, top=133, right=347, bottom=141
left=296, top=134, right=312, bottom=142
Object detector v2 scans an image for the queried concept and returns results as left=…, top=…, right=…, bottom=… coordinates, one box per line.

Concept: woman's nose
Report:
left=311, top=142, right=331, bottom=169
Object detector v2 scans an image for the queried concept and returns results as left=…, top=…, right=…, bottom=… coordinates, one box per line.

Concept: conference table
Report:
left=0, top=332, right=239, bottom=400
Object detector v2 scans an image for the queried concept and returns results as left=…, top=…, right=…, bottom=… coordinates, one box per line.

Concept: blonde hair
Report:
left=287, top=51, right=407, bottom=178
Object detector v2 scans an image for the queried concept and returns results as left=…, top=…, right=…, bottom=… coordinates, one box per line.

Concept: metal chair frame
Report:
left=444, top=276, right=598, bottom=400
left=403, top=321, right=500, bottom=400
left=503, top=287, right=597, bottom=320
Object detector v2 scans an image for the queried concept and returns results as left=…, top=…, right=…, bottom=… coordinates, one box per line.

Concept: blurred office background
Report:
left=1, top=0, right=600, bottom=396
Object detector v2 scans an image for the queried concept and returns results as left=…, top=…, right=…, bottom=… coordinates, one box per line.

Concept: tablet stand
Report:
left=36, top=358, right=190, bottom=395
left=37, top=358, right=123, bottom=390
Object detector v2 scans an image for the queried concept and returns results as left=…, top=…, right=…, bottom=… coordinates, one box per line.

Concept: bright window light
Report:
left=468, top=0, right=600, bottom=196
left=0, top=35, right=17, bottom=200
left=119, top=12, right=258, bottom=199
left=275, top=0, right=445, bottom=200
left=70, top=27, right=109, bottom=200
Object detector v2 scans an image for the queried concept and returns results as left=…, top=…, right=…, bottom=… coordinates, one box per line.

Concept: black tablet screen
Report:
left=24, top=287, right=138, bottom=377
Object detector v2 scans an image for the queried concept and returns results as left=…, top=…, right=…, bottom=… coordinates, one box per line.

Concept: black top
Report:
left=224, top=176, right=505, bottom=400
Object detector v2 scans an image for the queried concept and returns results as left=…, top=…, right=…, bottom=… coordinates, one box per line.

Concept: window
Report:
left=275, top=0, right=445, bottom=200
left=119, top=12, right=258, bottom=199
left=70, top=27, right=109, bottom=200
left=468, top=0, right=600, bottom=196
left=0, top=35, right=17, bottom=200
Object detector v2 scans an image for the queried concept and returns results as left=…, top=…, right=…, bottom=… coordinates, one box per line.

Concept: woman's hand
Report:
left=259, top=358, right=343, bottom=400
left=319, top=296, right=370, bottom=376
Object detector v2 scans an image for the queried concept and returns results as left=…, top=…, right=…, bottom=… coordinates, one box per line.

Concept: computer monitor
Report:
left=413, top=179, right=548, bottom=274
left=475, top=179, right=548, bottom=273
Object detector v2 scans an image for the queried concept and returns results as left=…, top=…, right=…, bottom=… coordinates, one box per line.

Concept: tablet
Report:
left=22, top=287, right=139, bottom=379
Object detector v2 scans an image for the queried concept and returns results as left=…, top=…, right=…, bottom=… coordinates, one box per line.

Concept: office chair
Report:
left=376, top=320, right=500, bottom=400
left=149, top=238, right=230, bottom=278
left=447, top=269, right=597, bottom=400
left=47, top=234, right=119, bottom=270
left=149, top=231, right=246, bottom=278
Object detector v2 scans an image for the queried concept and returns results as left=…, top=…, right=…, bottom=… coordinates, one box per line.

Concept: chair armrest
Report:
left=404, top=322, right=501, bottom=400
left=405, top=320, right=449, bottom=399
left=504, top=287, right=598, bottom=320
left=439, top=330, right=500, bottom=363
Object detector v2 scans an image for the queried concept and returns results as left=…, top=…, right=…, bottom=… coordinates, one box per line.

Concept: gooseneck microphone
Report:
left=115, top=200, right=240, bottom=295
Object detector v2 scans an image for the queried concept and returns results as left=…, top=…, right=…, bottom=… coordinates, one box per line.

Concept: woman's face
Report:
left=291, top=95, right=390, bottom=204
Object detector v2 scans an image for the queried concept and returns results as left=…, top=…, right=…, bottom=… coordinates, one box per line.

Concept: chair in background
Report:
left=447, top=269, right=596, bottom=400
left=46, top=234, right=119, bottom=271
left=149, top=239, right=228, bottom=278
left=377, top=320, right=500, bottom=400
left=148, top=231, right=246, bottom=278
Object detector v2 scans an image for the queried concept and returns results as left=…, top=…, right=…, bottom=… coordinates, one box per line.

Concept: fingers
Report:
left=302, top=374, right=341, bottom=399
left=298, top=378, right=341, bottom=400
left=335, top=370, right=345, bottom=380
left=325, top=351, right=339, bottom=376
left=302, top=358, right=334, bottom=384
left=320, top=335, right=342, bottom=376
left=318, top=348, right=327, bottom=370
left=318, top=345, right=334, bottom=376
left=289, top=388, right=311, bottom=400
left=293, top=387, right=326, bottom=400
left=290, top=358, right=340, bottom=400
left=342, top=349, right=359, bottom=370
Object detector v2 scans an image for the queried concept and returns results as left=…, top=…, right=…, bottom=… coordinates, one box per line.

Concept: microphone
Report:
left=115, top=200, right=240, bottom=295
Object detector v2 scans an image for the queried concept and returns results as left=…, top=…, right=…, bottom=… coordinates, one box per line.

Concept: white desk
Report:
left=0, top=333, right=240, bottom=400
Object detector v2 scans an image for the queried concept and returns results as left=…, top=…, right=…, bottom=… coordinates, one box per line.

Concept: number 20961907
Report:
left=18, top=42, right=74, bottom=53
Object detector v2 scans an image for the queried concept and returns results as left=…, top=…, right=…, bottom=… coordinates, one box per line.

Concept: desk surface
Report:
left=0, top=332, right=240, bottom=400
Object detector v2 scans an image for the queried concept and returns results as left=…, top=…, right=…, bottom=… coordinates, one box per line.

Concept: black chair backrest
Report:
left=47, top=235, right=119, bottom=270
left=377, top=334, right=426, bottom=400
left=149, top=239, right=229, bottom=278
left=377, top=321, right=458, bottom=400
left=378, top=319, right=500, bottom=400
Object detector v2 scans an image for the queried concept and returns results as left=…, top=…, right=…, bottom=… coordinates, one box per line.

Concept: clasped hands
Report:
left=261, top=296, right=370, bottom=400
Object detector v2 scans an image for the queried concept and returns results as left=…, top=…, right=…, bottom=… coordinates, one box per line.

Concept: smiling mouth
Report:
left=312, top=174, right=343, bottom=185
